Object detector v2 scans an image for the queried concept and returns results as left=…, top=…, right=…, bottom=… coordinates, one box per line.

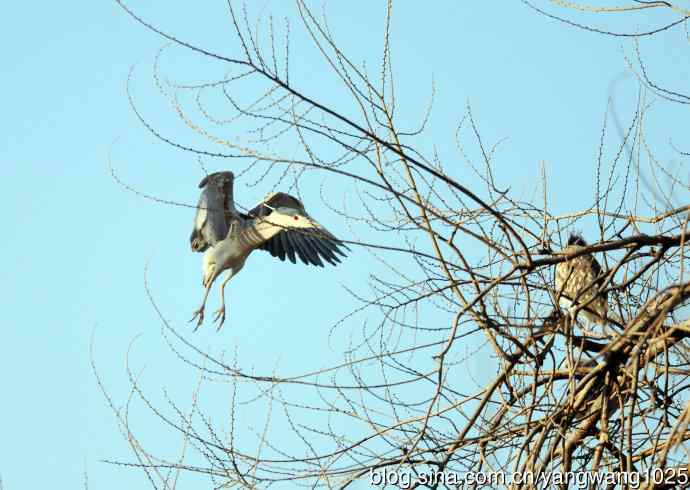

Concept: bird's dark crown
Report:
left=567, top=233, right=587, bottom=247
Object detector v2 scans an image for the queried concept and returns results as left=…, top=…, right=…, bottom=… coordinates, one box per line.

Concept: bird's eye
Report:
left=294, top=215, right=299, bottom=220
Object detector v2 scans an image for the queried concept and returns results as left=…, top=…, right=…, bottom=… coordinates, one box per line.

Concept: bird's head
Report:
left=567, top=232, right=587, bottom=247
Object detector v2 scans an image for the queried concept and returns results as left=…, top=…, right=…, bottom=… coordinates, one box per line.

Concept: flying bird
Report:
left=554, top=233, right=608, bottom=330
left=189, top=171, right=349, bottom=329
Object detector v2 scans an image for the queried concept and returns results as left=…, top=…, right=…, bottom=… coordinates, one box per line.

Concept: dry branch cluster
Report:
left=101, top=1, right=690, bottom=488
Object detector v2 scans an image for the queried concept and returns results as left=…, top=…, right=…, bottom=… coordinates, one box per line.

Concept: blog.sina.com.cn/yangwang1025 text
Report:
left=369, top=467, right=690, bottom=488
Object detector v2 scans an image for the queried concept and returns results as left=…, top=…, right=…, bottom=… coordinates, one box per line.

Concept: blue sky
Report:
left=1, top=2, right=687, bottom=488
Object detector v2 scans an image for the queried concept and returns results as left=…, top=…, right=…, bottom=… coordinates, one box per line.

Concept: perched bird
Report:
left=189, top=171, right=349, bottom=329
left=554, top=233, right=608, bottom=329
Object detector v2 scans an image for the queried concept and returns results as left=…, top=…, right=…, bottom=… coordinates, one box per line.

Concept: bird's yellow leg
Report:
left=191, top=264, right=220, bottom=330
left=190, top=283, right=213, bottom=330
left=213, top=269, right=235, bottom=329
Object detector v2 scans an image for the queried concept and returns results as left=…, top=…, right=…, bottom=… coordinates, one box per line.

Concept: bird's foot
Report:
left=213, top=306, right=226, bottom=330
left=190, top=306, right=206, bottom=330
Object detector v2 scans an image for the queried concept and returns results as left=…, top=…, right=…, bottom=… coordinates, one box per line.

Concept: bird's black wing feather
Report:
left=250, top=191, right=349, bottom=267
left=280, top=231, right=297, bottom=264
left=303, top=233, right=340, bottom=265
left=290, top=233, right=314, bottom=265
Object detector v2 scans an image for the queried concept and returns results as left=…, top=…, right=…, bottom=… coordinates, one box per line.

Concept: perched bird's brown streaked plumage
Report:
left=189, top=171, right=349, bottom=329
left=555, top=233, right=608, bottom=327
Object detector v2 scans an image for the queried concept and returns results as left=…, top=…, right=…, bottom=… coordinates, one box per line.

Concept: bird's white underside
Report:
left=191, top=177, right=346, bottom=329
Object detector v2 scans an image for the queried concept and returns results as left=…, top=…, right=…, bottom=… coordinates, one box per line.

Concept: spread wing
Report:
left=242, top=192, right=349, bottom=267
left=190, top=171, right=234, bottom=252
